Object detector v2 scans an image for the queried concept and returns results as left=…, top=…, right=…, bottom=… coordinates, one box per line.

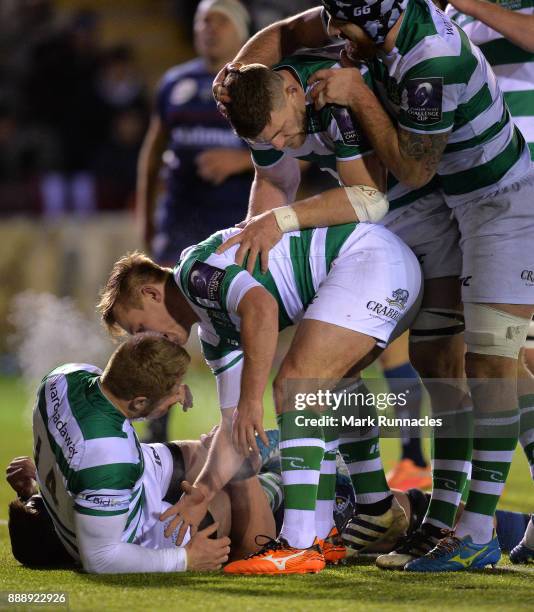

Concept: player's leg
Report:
left=379, top=332, right=429, bottom=490
left=407, top=169, right=534, bottom=572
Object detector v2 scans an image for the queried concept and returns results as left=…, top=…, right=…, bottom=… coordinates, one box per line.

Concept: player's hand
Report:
left=185, top=522, right=231, bottom=571
left=308, top=66, right=363, bottom=109
left=212, top=61, right=244, bottom=116
left=215, top=210, right=282, bottom=274
left=6, top=456, right=37, bottom=500
left=232, top=400, right=269, bottom=456
left=195, top=148, right=250, bottom=185
left=160, top=481, right=210, bottom=545
left=178, top=384, right=194, bottom=412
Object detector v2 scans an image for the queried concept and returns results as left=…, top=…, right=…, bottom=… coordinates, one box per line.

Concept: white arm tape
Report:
left=273, top=206, right=300, bottom=232
left=343, top=185, right=389, bottom=223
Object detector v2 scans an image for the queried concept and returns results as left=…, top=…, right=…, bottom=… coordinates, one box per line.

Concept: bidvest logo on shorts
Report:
left=367, top=289, right=409, bottom=322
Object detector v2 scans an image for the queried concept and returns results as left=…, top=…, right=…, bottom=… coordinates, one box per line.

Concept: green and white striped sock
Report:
left=278, top=410, right=324, bottom=548
left=519, top=393, right=534, bottom=479
left=456, top=409, right=519, bottom=544
left=424, top=405, right=473, bottom=530
left=338, top=383, right=392, bottom=512
left=258, top=471, right=284, bottom=513
left=315, top=410, right=339, bottom=539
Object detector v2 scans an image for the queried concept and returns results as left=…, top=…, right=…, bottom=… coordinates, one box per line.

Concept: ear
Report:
left=129, top=396, right=149, bottom=418
left=286, top=84, right=299, bottom=99
left=140, top=284, right=163, bottom=303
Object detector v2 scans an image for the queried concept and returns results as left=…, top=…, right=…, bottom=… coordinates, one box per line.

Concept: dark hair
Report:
left=224, top=64, right=285, bottom=139
left=8, top=496, right=75, bottom=567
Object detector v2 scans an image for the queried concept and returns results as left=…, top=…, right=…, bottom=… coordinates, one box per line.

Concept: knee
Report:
left=409, top=336, right=464, bottom=379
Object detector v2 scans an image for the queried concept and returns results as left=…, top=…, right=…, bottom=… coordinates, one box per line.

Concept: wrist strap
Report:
left=272, top=206, right=300, bottom=232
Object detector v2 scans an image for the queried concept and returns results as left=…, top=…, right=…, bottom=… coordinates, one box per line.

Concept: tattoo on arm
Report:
left=398, top=129, right=449, bottom=177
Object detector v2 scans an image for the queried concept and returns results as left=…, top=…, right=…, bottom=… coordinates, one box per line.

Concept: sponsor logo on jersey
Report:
left=83, top=493, right=127, bottom=507
left=331, top=106, right=361, bottom=146
left=188, top=260, right=226, bottom=309
left=49, top=380, right=78, bottom=461
left=402, top=77, right=443, bottom=125
left=385, top=288, right=409, bottom=311
left=170, top=78, right=198, bottom=105
left=521, top=270, right=534, bottom=285
left=460, top=275, right=472, bottom=287
left=150, top=446, right=162, bottom=467
left=366, top=300, right=402, bottom=321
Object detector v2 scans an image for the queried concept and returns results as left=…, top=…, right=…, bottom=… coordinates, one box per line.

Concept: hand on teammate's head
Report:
left=212, top=61, right=244, bottom=116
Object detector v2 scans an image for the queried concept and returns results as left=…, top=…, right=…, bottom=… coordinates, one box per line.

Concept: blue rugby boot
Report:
left=405, top=533, right=501, bottom=572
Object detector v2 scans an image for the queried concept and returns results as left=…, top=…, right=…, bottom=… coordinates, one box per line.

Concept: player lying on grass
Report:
left=99, top=218, right=423, bottom=574
left=7, top=430, right=533, bottom=568
left=20, top=332, right=233, bottom=574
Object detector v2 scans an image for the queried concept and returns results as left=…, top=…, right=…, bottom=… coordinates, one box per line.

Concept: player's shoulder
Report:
left=274, top=53, right=338, bottom=89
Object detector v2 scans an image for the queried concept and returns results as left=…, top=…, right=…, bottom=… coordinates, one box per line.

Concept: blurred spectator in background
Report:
left=138, top=0, right=253, bottom=262
left=137, top=0, right=253, bottom=442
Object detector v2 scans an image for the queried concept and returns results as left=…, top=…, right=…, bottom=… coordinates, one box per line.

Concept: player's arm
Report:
left=448, top=0, right=534, bottom=52
left=309, top=67, right=450, bottom=189
left=229, top=7, right=327, bottom=74
left=75, top=508, right=229, bottom=573
left=247, top=155, right=301, bottom=218
left=136, top=114, right=168, bottom=250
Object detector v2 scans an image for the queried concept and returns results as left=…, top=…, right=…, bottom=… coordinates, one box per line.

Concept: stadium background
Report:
left=0, top=1, right=532, bottom=610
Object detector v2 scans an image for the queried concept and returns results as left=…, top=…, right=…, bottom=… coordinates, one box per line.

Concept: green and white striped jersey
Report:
left=250, top=54, right=373, bottom=181
left=175, top=223, right=371, bottom=389
left=250, top=53, right=434, bottom=210
left=368, top=0, right=531, bottom=205
left=447, top=0, right=534, bottom=159
left=32, top=364, right=145, bottom=562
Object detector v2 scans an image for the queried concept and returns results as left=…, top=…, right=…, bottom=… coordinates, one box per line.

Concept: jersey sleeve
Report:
left=69, top=438, right=142, bottom=518
left=250, top=143, right=285, bottom=168
left=397, top=54, right=465, bottom=134
left=200, top=336, right=244, bottom=410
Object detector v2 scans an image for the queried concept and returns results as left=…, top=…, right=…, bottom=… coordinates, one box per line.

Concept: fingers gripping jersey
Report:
left=32, top=365, right=145, bottom=562
left=250, top=54, right=373, bottom=181
left=369, top=0, right=531, bottom=205
left=175, top=224, right=375, bottom=408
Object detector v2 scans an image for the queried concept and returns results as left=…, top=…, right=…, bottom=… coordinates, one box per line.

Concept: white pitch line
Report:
left=0, top=519, right=7, bottom=526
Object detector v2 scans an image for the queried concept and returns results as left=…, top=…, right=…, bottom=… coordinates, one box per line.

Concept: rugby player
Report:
left=212, top=0, right=534, bottom=572
left=25, top=332, right=232, bottom=573
left=445, top=0, right=534, bottom=565
left=98, top=216, right=423, bottom=574
left=7, top=432, right=531, bottom=569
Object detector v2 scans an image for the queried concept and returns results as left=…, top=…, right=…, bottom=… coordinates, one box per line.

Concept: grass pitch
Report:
left=0, top=372, right=533, bottom=612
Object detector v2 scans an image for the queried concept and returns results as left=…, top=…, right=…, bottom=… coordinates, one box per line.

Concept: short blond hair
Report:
left=101, top=332, right=190, bottom=406
left=97, top=251, right=171, bottom=336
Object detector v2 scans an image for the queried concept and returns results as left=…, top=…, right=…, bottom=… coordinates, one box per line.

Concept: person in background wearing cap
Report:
left=137, top=0, right=253, bottom=443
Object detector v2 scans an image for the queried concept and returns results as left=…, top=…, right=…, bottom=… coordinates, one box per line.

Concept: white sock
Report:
left=280, top=509, right=316, bottom=549
left=455, top=509, right=494, bottom=544
left=523, top=515, right=534, bottom=548
left=315, top=499, right=335, bottom=540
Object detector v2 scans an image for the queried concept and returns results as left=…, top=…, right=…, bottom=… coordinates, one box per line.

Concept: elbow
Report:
left=398, top=166, right=434, bottom=190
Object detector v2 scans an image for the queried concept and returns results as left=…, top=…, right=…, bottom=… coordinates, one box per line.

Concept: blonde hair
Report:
left=101, top=332, right=190, bottom=407
left=97, top=251, right=171, bottom=336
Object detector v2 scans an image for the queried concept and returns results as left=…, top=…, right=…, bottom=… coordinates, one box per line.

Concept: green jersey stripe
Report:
left=504, top=90, right=534, bottom=117
left=125, top=487, right=145, bottom=530
left=441, top=127, right=525, bottom=195
left=324, top=224, right=357, bottom=272
left=289, top=232, right=315, bottom=307
left=478, top=38, right=534, bottom=67
left=212, top=353, right=244, bottom=376
left=72, top=462, right=143, bottom=495
left=446, top=107, right=509, bottom=153
left=41, top=490, right=77, bottom=541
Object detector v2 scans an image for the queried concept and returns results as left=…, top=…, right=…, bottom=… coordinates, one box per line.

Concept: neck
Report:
left=382, top=11, right=405, bottom=53
left=98, top=379, right=129, bottom=418
left=164, top=274, right=199, bottom=335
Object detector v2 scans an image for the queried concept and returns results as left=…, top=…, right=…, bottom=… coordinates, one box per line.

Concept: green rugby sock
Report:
left=315, top=409, right=339, bottom=539
left=278, top=410, right=324, bottom=548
